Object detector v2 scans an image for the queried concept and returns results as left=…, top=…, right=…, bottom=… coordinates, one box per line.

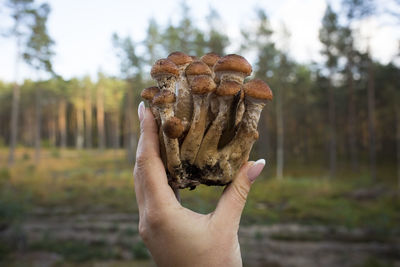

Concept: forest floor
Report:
left=0, top=148, right=399, bottom=266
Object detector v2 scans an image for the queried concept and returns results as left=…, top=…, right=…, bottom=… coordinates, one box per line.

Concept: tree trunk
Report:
left=396, top=106, right=400, bottom=191
left=49, top=105, right=57, bottom=147
left=113, top=111, right=120, bottom=150
left=367, top=53, right=377, bottom=181
left=58, top=99, right=67, bottom=148
left=96, top=85, right=105, bottom=149
left=34, top=86, right=42, bottom=164
left=85, top=87, right=92, bottom=149
left=328, top=75, right=336, bottom=178
left=8, top=36, right=22, bottom=166
left=76, top=105, right=84, bottom=149
left=276, top=86, right=284, bottom=179
left=347, top=54, right=358, bottom=171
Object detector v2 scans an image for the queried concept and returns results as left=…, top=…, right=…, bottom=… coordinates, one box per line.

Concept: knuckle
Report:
left=144, top=209, right=166, bottom=230
left=138, top=220, right=150, bottom=242
left=232, top=180, right=250, bottom=205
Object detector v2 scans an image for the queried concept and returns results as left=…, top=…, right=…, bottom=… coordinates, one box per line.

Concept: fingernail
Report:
left=138, top=101, right=145, bottom=122
left=247, top=159, right=265, bottom=182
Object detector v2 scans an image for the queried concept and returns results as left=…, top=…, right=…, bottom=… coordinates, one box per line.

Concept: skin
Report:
left=134, top=103, right=264, bottom=267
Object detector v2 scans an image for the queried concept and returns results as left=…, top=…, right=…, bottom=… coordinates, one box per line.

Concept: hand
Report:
left=133, top=102, right=265, bottom=267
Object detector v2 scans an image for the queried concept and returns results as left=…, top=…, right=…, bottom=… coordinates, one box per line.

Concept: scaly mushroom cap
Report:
left=244, top=79, right=273, bottom=100
left=167, top=51, right=193, bottom=66
left=152, top=90, right=176, bottom=106
left=216, top=81, right=242, bottom=96
left=151, top=59, right=179, bottom=79
left=163, top=117, right=184, bottom=139
left=190, top=76, right=216, bottom=95
left=201, top=52, right=221, bottom=68
left=185, top=61, right=213, bottom=77
left=141, top=86, right=160, bottom=101
left=214, top=54, right=252, bottom=76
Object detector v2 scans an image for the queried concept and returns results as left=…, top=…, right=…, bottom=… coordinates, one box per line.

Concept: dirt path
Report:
left=2, top=211, right=400, bottom=267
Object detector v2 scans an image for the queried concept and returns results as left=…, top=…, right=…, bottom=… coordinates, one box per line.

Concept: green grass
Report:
left=0, top=148, right=399, bottom=234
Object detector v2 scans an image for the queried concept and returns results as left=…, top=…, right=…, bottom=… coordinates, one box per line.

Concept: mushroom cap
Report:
left=244, top=79, right=273, bottom=100
left=185, top=61, right=212, bottom=76
left=190, top=76, right=216, bottom=94
left=152, top=90, right=176, bottom=105
left=167, top=51, right=193, bottom=66
left=215, top=81, right=242, bottom=96
left=151, top=59, right=179, bottom=79
left=163, top=117, right=184, bottom=139
left=201, top=52, right=221, bottom=68
left=141, top=86, right=160, bottom=100
left=214, top=54, right=252, bottom=76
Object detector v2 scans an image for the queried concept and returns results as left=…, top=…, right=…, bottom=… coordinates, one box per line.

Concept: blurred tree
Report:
left=82, top=76, right=93, bottom=148
left=342, top=0, right=377, bottom=179
left=23, top=2, right=55, bottom=163
left=3, top=0, right=36, bottom=165
left=69, top=78, right=84, bottom=149
left=96, top=72, right=107, bottom=150
left=112, top=33, right=143, bottom=162
left=161, top=1, right=200, bottom=55
left=204, top=8, right=229, bottom=55
left=319, top=4, right=341, bottom=178
left=143, top=18, right=162, bottom=65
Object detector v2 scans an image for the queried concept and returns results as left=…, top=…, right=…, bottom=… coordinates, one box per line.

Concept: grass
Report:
left=0, top=147, right=399, bottom=233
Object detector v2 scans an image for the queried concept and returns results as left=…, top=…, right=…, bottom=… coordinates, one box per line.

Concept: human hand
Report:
left=133, top=102, right=265, bottom=267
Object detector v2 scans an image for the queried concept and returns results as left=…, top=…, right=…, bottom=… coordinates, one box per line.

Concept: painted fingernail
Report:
left=247, top=159, right=265, bottom=182
left=138, top=101, right=145, bottom=122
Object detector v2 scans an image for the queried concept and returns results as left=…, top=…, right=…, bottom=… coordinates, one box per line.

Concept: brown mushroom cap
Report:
left=152, top=90, right=176, bottom=105
left=141, top=86, right=160, bottom=101
left=185, top=61, right=212, bottom=76
left=151, top=59, right=179, bottom=79
left=215, top=81, right=242, bottom=96
left=190, top=76, right=216, bottom=95
left=167, top=52, right=193, bottom=66
left=201, top=52, right=221, bottom=68
left=214, top=54, right=252, bottom=76
left=163, top=117, right=184, bottom=139
left=244, top=79, right=273, bottom=100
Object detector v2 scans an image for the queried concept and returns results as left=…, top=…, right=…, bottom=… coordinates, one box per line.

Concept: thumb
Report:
left=214, top=159, right=265, bottom=227
left=137, top=101, right=160, bottom=158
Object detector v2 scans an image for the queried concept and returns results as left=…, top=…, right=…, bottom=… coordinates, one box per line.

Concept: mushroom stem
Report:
left=180, top=94, right=209, bottom=164
left=158, top=104, right=182, bottom=178
left=175, top=66, right=192, bottom=131
left=222, top=97, right=265, bottom=172
left=195, top=95, right=232, bottom=168
left=152, top=91, right=182, bottom=182
left=222, top=79, right=273, bottom=175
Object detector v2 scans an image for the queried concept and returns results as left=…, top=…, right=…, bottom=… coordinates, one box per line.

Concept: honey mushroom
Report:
left=143, top=52, right=272, bottom=189
left=167, top=52, right=193, bottom=131
left=213, top=54, right=252, bottom=147
left=180, top=75, right=216, bottom=165
left=141, top=86, right=167, bottom=166
left=195, top=80, right=241, bottom=169
left=152, top=90, right=182, bottom=183
left=221, top=79, right=273, bottom=179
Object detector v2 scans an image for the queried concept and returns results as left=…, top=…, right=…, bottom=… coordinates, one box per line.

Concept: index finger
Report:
left=134, top=104, right=178, bottom=208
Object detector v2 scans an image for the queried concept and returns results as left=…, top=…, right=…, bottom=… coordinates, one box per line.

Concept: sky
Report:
left=0, top=0, right=399, bottom=82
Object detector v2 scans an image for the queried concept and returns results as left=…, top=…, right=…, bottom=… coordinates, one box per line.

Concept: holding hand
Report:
left=133, top=102, right=265, bottom=267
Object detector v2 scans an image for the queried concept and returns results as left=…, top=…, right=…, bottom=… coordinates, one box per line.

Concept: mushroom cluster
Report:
left=141, top=52, right=273, bottom=190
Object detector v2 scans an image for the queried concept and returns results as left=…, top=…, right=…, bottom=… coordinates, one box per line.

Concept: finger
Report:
left=213, top=159, right=265, bottom=228
left=134, top=102, right=178, bottom=208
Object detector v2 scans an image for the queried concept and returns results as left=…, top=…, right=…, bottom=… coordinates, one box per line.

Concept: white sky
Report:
left=0, top=0, right=399, bottom=82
